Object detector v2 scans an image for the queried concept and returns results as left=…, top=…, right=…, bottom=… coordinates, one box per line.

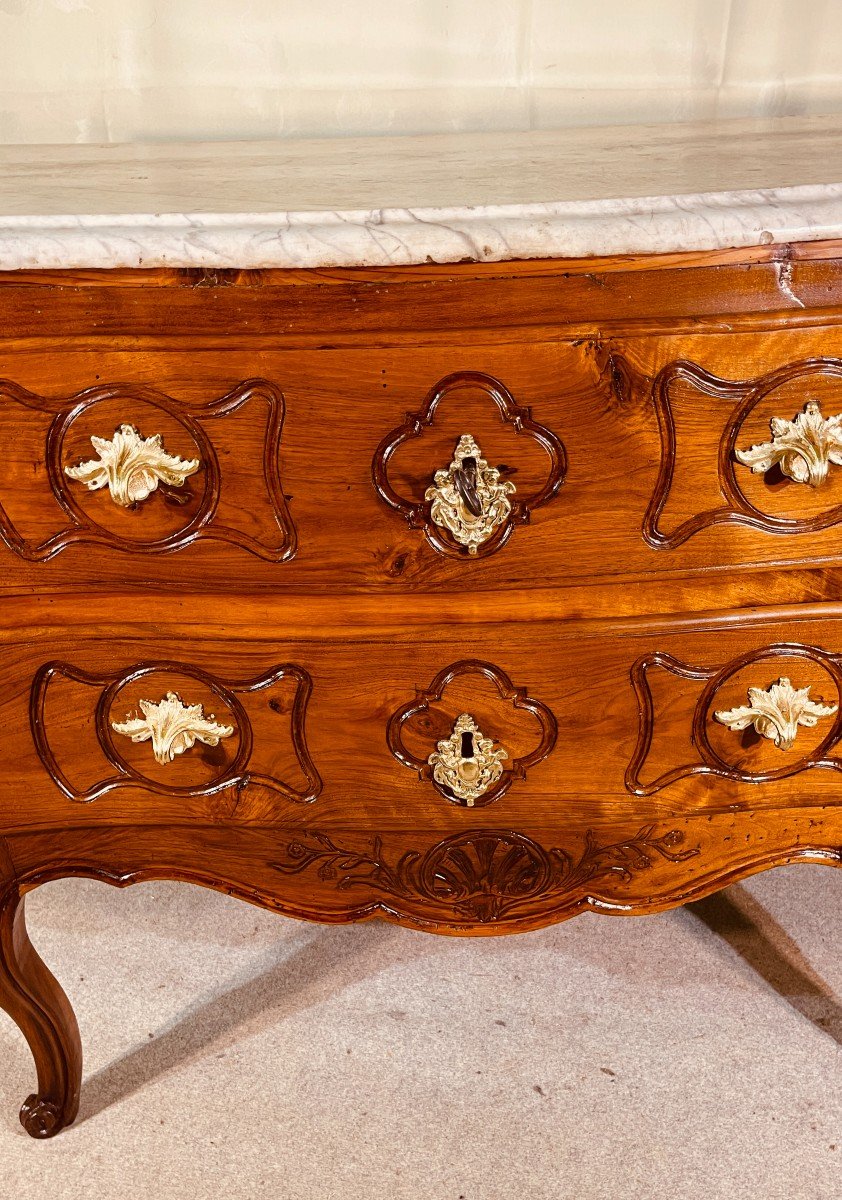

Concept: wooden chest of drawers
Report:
left=1, top=124, right=840, bottom=1138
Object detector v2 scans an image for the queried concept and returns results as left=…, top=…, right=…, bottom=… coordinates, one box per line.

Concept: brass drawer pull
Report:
left=425, top=434, right=515, bottom=555
left=734, top=400, right=842, bottom=487
left=427, top=712, right=508, bottom=805
left=64, top=423, right=200, bottom=507
left=112, top=691, right=234, bottom=765
left=714, top=676, right=837, bottom=750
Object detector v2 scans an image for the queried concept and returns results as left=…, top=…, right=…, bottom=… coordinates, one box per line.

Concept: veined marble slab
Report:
left=1, top=116, right=842, bottom=270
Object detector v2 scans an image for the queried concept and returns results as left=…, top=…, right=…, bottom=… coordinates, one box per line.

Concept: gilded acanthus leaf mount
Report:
left=112, top=691, right=235, bottom=765
left=714, top=676, right=838, bottom=751
left=65, top=424, right=201, bottom=507
left=734, top=400, right=842, bottom=487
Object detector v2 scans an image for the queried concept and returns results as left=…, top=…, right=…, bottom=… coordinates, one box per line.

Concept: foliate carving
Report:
left=372, top=371, right=566, bottom=559
left=427, top=713, right=508, bottom=805
left=734, top=400, right=842, bottom=487
left=112, top=691, right=235, bottom=765
left=30, top=660, right=322, bottom=804
left=714, top=676, right=838, bottom=751
left=0, top=377, right=295, bottom=562
left=387, top=660, right=557, bottom=807
left=425, top=434, right=516, bottom=555
left=272, top=826, right=698, bottom=925
left=627, top=643, right=842, bottom=795
left=640, top=357, right=842, bottom=550
left=64, top=424, right=200, bottom=507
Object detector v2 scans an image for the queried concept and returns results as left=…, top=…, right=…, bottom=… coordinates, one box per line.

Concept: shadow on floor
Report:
left=75, top=918, right=436, bottom=1127
left=688, top=884, right=841, bottom=1046
left=70, top=881, right=840, bottom=1127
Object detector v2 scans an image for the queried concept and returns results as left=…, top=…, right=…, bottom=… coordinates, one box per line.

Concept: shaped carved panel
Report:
left=641, top=357, right=842, bottom=549
left=372, top=371, right=566, bottom=559
left=0, top=377, right=295, bottom=561
left=271, top=824, right=699, bottom=925
left=626, top=642, right=842, bottom=795
left=387, top=659, right=558, bottom=807
left=30, top=659, right=322, bottom=804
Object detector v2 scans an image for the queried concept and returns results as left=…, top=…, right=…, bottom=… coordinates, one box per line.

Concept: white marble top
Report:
left=1, top=116, right=842, bottom=271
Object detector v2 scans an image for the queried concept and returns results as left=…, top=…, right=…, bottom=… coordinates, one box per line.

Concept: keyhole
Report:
left=460, top=731, right=475, bottom=759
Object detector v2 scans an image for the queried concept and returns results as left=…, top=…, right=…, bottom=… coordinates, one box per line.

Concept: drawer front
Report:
left=1, top=604, right=840, bottom=932
left=3, top=330, right=842, bottom=598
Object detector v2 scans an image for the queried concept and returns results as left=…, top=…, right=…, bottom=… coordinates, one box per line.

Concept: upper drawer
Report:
left=4, top=331, right=842, bottom=597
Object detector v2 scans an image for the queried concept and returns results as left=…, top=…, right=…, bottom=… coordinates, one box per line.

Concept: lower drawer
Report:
left=0, top=599, right=840, bottom=931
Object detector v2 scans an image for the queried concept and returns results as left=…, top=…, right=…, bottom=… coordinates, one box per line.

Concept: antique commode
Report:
left=0, top=117, right=840, bottom=1137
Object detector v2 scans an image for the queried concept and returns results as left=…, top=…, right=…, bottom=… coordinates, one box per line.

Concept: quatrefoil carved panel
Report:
left=387, top=659, right=558, bottom=807
left=372, top=371, right=566, bottom=559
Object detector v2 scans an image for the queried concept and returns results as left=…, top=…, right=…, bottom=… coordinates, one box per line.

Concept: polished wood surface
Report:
left=0, top=244, right=840, bottom=1136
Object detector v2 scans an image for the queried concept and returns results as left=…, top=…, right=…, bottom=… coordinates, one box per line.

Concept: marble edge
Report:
left=1, top=181, right=842, bottom=271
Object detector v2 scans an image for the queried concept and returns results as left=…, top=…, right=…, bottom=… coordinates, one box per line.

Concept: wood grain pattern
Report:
left=641, top=356, right=842, bottom=548
left=0, top=375, right=295, bottom=562
left=2, top=243, right=842, bottom=1136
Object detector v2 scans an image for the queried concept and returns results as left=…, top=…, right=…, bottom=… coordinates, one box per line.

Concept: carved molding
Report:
left=371, top=371, right=566, bottom=559
left=641, top=356, right=842, bottom=549
left=6, top=821, right=839, bottom=936
left=270, top=825, right=699, bottom=925
left=627, top=642, right=842, bottom=795
left=387, top=659, right=558, bottom=807
left=0, top=377, right=295, bottom=562
left=30, top=659, right=322, bottom=804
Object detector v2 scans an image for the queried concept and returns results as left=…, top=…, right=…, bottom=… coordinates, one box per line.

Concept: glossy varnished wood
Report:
left=1, top=243, right=841, bottom=1137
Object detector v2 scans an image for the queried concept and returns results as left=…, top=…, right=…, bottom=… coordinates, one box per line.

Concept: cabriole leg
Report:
left=0, top=883, right=81, bottom=1138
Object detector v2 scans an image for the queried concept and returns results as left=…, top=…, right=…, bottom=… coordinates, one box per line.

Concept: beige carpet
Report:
left=0, top=865, right=838, bottom=1200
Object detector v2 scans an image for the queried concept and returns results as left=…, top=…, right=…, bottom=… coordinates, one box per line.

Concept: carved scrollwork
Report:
left=372, top=371, right=566, bottom=559
left=714, top=676, right=838, bottom=751
left=271, top=825, right=699, bottom=925
left=30, top=660, right=322, bottom=804
left=627, top=643, right=842, bottom=795
left=640, top=357, right=842, bottom=549
left=112, top=691, right=235, bottom=765
left=64, top=424, right=201, bottom=507
left=0, top=377, right=295, bottom=561
left=387, top=660, right=557, bottom=807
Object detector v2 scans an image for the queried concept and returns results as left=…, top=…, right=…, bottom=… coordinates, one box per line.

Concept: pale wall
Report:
left=1, top=0, right=841, bottom=143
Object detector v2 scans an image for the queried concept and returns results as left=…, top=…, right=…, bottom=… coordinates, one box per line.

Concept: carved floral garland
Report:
left=271, top=825, right=698, bottom=923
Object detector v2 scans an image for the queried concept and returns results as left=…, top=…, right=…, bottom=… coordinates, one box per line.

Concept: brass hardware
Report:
left=714, top=676, right=837, bottom=750
left=65, top=424, right=200, bottom=507
left=425, top=434, right=515, bottom=554
left=112, top=691, right=234, bottom=765
left=427, top=712, right=508, bottom=804
left=734, top=400, right=842, bottom=487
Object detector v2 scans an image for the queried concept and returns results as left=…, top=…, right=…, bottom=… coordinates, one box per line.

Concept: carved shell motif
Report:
left=65, top=424, right=200, bottom=507
left=734, top=400, right=842, bottom=487
left=714, top=676, right=838, bottom=751
left=425, top=434, right=515, bottom=554
left=428, top=712, right=508, bottom=805
left=112, top=692, right=235, bottom=765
